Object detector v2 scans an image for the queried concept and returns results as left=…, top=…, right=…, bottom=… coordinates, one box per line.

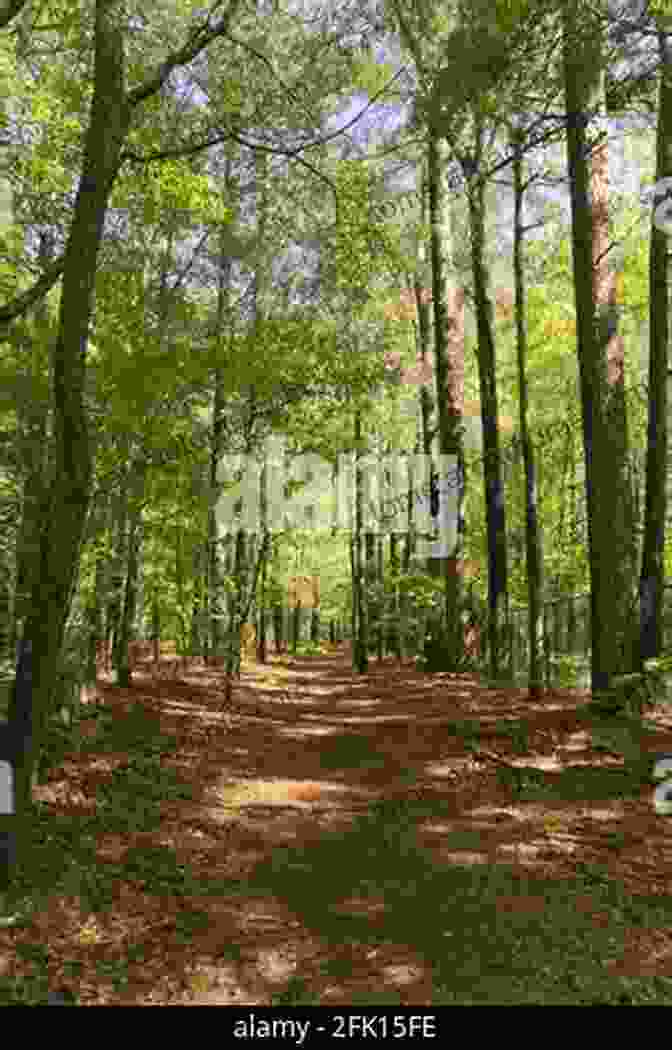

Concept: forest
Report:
left=0, top=0, right=671, bottom=1007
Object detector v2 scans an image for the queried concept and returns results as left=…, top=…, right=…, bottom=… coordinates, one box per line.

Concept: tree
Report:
left=388, top=0, right=470, bottom=670
left=510, top=117, right=545, bottom=698
left=7, top=0, right=245, bottom=832
left=639, top=22, right=672, bottom=666
left=562, top=0, right=636, bottom=696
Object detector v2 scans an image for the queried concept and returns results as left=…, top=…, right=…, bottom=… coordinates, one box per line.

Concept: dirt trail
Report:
left=3, top=647, right=672, bottom=1005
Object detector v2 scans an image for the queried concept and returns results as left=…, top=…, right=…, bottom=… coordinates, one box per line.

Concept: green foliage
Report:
left=292, top=639, right=324, bottom=657
left=334, top=160, right=379, bottom=296
left=350, top=49, right=395, bottom=99
left=132, top=160, right=231, bottom=226
left=650, top=0, right=672, bottom=28
left=392, top=571, right=445, bottom=619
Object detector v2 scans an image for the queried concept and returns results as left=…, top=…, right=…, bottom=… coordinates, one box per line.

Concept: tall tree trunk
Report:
left=108, top=447, right=133, bottom=675
left=511, top=121, right=545, bottom=698
left=115, top=490, right=143, bottom=688
left=11, top=2, right=130, bottom=825
left=593, top=76, right=636, bottom=675
left=388, top=530, right=402, bottom=661
left=258, top=523, right=269, bottom=664
left=349, top=533, right=358, bottom=651
left=365, top=529, right=376, bottom=658
left=150, top=588, right=161, bottom=666
left=376, top=534, right=384, bottom=661
left=84, top=488, right=111, bottom=686
left=411, top=178, right=439, bottom=632
left=256, top=462, right=271, bottom=666
left=427, top=130, right=467, bottom=667
left=115, top=452, right=146, bottom=686
left=562, top=1, right=634, bottom=696
left=207, top=369, right=226, bottom=664
left=468, top=116, right=508, bottom=680
left=400, top=437, right=420, bottom=656
left=402, top=451, right=416, bottom=575
left=174, top=520, right=186, bottom=662
left=190, top=539, right=204, bottom=663
left=207, top=163, right=236, bottom=665
left=225, top=527, right=246, bottom=686
left=639, top=27, right=672, bottom=667
left=353, top=409, right=368, bottom=673
left=273, top=600, right=284, bottom=654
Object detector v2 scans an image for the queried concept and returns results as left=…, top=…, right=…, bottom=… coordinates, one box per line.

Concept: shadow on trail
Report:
left=3, top=647, right=672, bottom=1004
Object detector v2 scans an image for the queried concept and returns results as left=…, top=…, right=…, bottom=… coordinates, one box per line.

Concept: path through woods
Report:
left=1, top=646, right=672, bottom=1005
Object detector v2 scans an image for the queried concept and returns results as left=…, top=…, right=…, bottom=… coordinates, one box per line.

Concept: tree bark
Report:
left=639, top=26, right=672, bottom=667
left=467, top=116, right=509, bottom=680
left=427, top=129, right=467, bottom=668
left=563, top=1, right=635, bottom=696
left=511, top=121, right=545, bottom=698
left=13, top=0, right=130, bottom=823
left=352, top=409, right=368, bottom=673
left=10, top=0, right=244, bottom=831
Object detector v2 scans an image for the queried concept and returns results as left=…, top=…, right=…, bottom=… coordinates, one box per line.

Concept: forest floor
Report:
left=1, top=642, right=672, bottom=1005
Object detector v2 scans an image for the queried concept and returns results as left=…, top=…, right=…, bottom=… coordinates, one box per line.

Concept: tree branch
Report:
left=126, top=0, right=244, bottom=109
left=0, top=1, right=244, bottom=325
left=0, top=255, right=65, bottom=325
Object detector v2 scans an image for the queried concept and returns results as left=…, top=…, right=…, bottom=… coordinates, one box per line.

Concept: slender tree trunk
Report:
left=115, top=500, right=142, bottom=688
left=85, top=492, right=110, bottom=686
left=400, top=440, right=421, bottom=656
left=376, top=534, right=384, bottom=661
left=389, top=531, right=402, bottom=661
left=190, top=543, right=204, bottom=662
left=511, top=123, right=545, bottom=698
left=402, top=452, right=416, bottom=575
left=593, top=81, right=636, bottom=675
left=562, top=1, right=634, bottom=696
left=226, top=528, right=246, bottom=683
left=12, top=2, right=131, bottom=825
left=427, top=130, right=467, bottom=668
left=207, top=370, right=226, bottom=664
left=206, top=185, right=235, bottom=665
left=258, top=527, right=269, bottom=664
left=108, top=460, right=130, bottom=677
left=150, top=588, right=161, bottom=666
left=353, top=409, right=368, bottom=673
left=468, top=117, right=508, bottom=679
left=115, top=455, right=145, bottom=687
left=365, top=529, right=376, bottom=658
left=174, top=520, right=187, bottom=663
left=273, top=602, right=284, bottom=654
left=639, top=27, right=672, bottom=667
